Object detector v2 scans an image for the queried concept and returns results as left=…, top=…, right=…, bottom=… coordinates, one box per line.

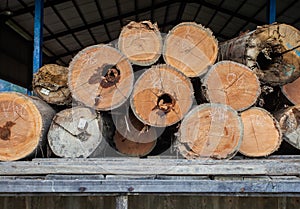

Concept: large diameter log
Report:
left=68, top=44, right=134, bottom=111
left=239, top=107, right=282, bottom=157
left=176, top=103, right=243, bottom=159
left=0, top=92, right=55, bottom=161
left=118, top=20, right=162, bottom=66
left=275, top=105, right=300, bottom=150
left=218, top=23, right=300, bottom=86
left=47, top=106, right=103, bottom=158
left=112, top=109, right=157, bottom=157
left=163, top=22, right=218, bottom=77
left=130, top=64, right=194, bottom=127
left=202, top=61, right=261, bottom=111
left=32, top=64, right=71, bottom=105
left=282, top=76, right=300, bottom=105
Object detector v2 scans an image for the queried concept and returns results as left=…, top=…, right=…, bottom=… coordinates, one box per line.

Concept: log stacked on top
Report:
left=1, top=21, right=300, bottom=161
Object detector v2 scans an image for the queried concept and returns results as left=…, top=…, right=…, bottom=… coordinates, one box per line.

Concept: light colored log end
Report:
left=239, top=107, right=282, bottom=157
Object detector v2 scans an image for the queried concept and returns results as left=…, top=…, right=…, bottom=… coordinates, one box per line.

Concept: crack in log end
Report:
left=0, top=121, right=16, bottom=141
left=152, top=93, right=176, bottom=116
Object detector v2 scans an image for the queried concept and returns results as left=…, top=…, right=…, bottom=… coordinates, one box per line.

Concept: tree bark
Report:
left=202, top=61, right=261, bottom=111
left=0, top=92, right=55, bottom=161
left=176, top=103, right=243, bottom=159
left=239, top=107, right=282, bottom=157
left=32, top=64, right=71, bottom=106
left=47, top=106, right=104, bottom=158
left=130, top=64, right=194, bottom=127
left=274, top=105, right=300, bottom=150
left=118, top=20, right=162, bottom=66
left=68, top=44, right=134, bottom=111
left=163, top=22, right=218, bottom=77
left=218, top=23, right=300, bottom=86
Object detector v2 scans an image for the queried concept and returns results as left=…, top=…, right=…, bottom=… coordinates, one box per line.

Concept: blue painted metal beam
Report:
left=30, top=0, right=44, bottom=95
left=33, top=0, right=44, bottom=73
left=269, top=0, right=276, bottom=23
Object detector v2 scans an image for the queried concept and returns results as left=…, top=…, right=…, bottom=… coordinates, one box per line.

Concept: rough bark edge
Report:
left=274, top=105, right=300, bottom=150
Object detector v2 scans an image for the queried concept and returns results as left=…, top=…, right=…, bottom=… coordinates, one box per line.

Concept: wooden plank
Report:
left=1, top=158, right=300, bottom=176
left=0, top=179, right=299, bottom=194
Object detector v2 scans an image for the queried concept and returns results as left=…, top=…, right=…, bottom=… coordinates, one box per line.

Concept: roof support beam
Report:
left=215, top=0, right=247, bottom=38
left=72, top=0, right=97, bottom=44
left=94, top=0, right=112, bottom=41
left=205, top=0, right=225, bottom=27
left=193, top=4, right=202, bottom=21
left=176, top=2, right=186, bottom=23
left=115, top=0, right=123, bottom=26
left=50, top=3, right=84, bottom=48
left=233, top=2, right=267, bottom=37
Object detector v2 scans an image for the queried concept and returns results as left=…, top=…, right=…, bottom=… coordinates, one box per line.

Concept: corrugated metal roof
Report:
left=0, top=0, right=300, bottom=65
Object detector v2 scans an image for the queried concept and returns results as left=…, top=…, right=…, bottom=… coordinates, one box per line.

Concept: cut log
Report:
left=118, top=20, right=162, bottom=66
left=202, top=61, right=261, bottom=111
left=218, top=23, right=300, bottom=86
left=239, top=107, right=282, bottom=157
left=112, top=109, right=157, bottom=157
left=47, top=106, right=103, bottom=158
left=274, top=105, right=300, bottom=150
left=0, top=92, right=55, bottom=161
left=32, top=64, right=71, bottom=105
left=282, top=76, right=300, bottom=105
left=68, top=44, right=134, bottom=111
left=176, top=103, right=243, bottom=159
left=130, top=64, right=194, bottom=127
left=163, top=22, right=218, bottom=77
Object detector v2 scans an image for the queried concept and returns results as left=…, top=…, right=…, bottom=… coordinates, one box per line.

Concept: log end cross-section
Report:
left=130, top=64, right=194, bottom=127
left=239, top=107, right=282, bottom=157
left=202, top=61, right=261, bottom=111
left=68, top=44, right=134, bottom=111
left=118, top=20, right=162, bottom=66
left=0, top=92, right=55, bottom=161
left=163, top=22, right=218, bottom=77
left=176, top=103, right=243, bottom=159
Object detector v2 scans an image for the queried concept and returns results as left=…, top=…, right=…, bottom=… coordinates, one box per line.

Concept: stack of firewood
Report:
left=0, top=21, right=300, bottom=161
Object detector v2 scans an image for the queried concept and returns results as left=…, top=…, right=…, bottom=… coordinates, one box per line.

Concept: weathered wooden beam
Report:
left=0, top=178, right=299, bottom=194
left=0, top=158, right=300, bottom=176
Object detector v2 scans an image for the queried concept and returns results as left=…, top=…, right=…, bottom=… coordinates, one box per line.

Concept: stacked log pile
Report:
left=1, top=21, right=300, bottom=161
